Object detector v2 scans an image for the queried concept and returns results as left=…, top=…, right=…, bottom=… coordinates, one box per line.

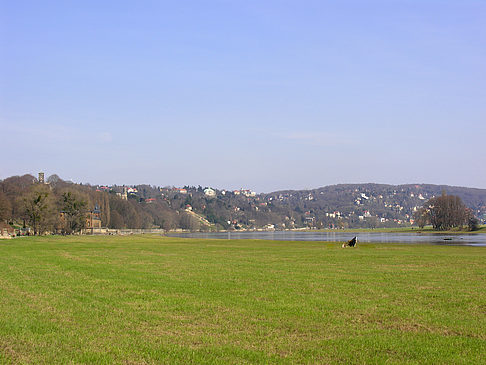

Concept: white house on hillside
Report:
left=204, top=188, right=216, bottom=197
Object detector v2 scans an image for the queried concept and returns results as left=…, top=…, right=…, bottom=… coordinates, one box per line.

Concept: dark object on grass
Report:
left=342, top=236, right=357, bottom=248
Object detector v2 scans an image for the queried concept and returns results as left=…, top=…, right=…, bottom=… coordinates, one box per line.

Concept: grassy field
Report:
left=0, top=235, right=485, bottom=364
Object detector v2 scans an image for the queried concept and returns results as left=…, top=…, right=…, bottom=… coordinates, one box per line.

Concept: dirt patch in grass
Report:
left=0, top=339, right=31, bottom=363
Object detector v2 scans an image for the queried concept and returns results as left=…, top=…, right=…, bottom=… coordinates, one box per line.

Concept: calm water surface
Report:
left=168, top=231, right=486, bottom=246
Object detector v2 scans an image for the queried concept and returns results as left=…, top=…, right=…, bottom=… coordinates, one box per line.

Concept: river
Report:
left=167, top=231, right=486, bottom=246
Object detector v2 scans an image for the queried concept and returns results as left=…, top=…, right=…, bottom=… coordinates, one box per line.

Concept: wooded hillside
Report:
left=1, top=174, right=485, bottom=233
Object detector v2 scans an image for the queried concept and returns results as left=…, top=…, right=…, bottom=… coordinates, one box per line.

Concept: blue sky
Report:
left=1, top=0, right=485, bottom=192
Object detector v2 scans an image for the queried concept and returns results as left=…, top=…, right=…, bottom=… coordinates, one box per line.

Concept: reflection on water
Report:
left=167, top=231, right=486, bottom=246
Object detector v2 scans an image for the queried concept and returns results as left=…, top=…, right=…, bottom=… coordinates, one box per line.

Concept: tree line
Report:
left=0, top=174, right=181, bottom=234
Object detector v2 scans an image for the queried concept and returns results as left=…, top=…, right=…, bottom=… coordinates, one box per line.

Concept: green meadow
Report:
left=0, top=235, right=485, bottom=364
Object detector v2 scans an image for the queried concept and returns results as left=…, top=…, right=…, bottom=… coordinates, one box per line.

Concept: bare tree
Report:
left=109, top=210, right=124, bottom=229
left=180, top=212, right=200, bottom=231
left=426, top=192, right=468, bottom=230
left=413, top=207, right=429, bottom=228
left=21, top=186, right=55, bottom=235
left=60, top=191, right=88, bottom=234
left=0, top=191, right=12, bottom=222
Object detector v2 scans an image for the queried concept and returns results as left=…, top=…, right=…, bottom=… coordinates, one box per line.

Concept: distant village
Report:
left=1, top=172, right=485, bottom=238
left=85, top=179, right=486, bottom=232
left=98, top=185, right=486, bottom=228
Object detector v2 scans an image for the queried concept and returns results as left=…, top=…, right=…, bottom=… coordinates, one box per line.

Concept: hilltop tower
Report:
left=38, top=172, right=45, bottom=184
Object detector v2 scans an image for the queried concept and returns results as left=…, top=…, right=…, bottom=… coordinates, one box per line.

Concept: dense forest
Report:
left=1, top=173, right=485, bottom=234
